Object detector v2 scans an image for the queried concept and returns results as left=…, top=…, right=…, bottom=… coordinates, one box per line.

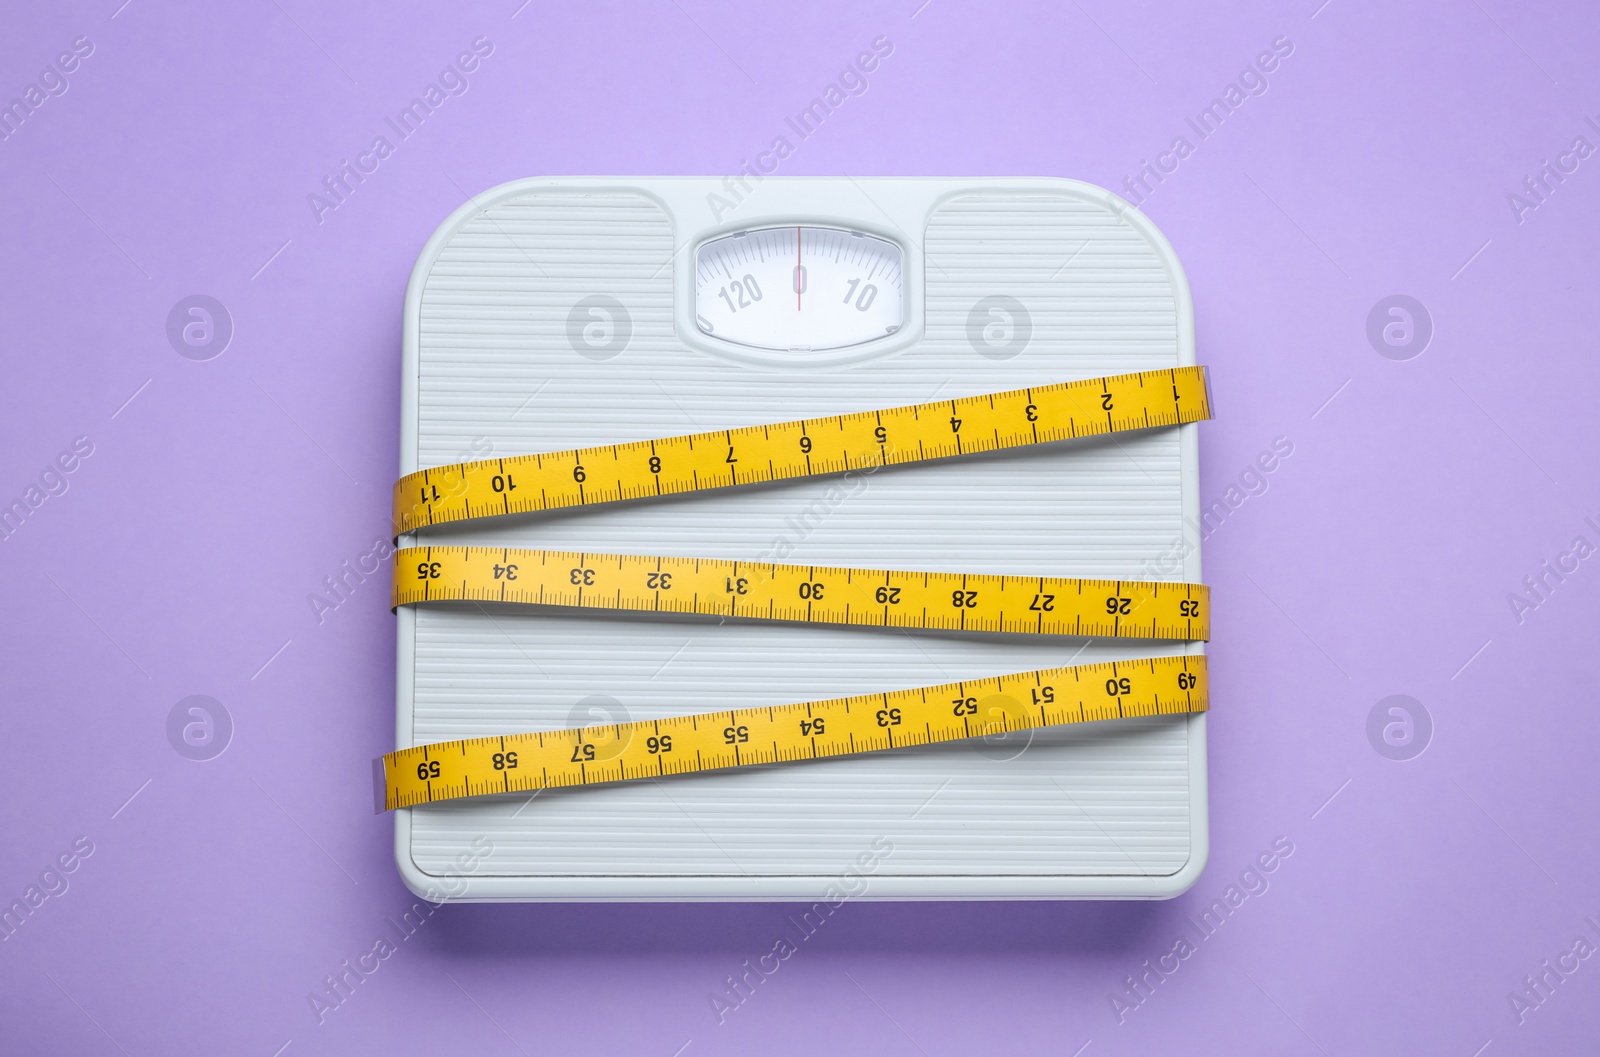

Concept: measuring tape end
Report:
left=1198, top=364, right=1216, bottom=420
left=371, top=756, right=391, bottom=815
left=389, top=477, right=414, bottom=540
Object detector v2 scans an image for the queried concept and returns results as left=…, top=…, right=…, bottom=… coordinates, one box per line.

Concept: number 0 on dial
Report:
left=694, top=226, right=904, bottom=352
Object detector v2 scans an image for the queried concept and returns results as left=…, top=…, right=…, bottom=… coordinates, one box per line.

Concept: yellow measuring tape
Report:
left=381, top=365, right=1214, bottom=812
left=392, top=547, right=1210, bottom=641
left=392, top=366, right=1211, bottom=533
left=378, top=656, right=1207, bottom=811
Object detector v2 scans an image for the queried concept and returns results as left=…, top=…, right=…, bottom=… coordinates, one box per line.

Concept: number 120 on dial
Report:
left=694, top=226, right=904, bottom=352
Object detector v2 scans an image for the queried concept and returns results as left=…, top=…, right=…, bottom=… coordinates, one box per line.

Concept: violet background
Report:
left=3, top=0, right=1599, bottom=1053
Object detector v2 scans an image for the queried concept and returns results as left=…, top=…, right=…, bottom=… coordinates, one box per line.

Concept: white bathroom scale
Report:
left=395, top=176, right=1207, bottom=901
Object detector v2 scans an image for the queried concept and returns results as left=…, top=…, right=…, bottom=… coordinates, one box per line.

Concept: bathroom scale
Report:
left=394, top=176, right=1207, bottom=901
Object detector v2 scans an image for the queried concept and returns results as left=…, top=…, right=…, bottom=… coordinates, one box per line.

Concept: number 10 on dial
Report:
left=694, top=226, right=904, bottom=352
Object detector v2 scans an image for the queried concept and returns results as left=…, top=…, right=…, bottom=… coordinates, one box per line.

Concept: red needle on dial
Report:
left=796, top=226, right=802, bottom=312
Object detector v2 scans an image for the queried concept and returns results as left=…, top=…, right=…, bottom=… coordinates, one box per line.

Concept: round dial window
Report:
left=694, top=226, right=903, bottom=352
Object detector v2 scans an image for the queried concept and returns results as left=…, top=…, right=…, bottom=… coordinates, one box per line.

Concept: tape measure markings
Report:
left=385, top=366, right=1215, bottom=809
left=379, top=654, right=1208, bottom=811
left=393, top=366, right=1211, bottom=534
left=393, top=546, right=1210, bottom=641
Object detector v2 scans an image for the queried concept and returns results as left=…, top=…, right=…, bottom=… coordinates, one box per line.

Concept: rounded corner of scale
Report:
left=391, top=812, right=432, bottom=895
left=1154, top=841, right=1211, bottom=900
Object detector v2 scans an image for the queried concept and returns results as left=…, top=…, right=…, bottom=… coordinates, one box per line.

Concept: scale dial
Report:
left=694, top=226, right=904, bottom=352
